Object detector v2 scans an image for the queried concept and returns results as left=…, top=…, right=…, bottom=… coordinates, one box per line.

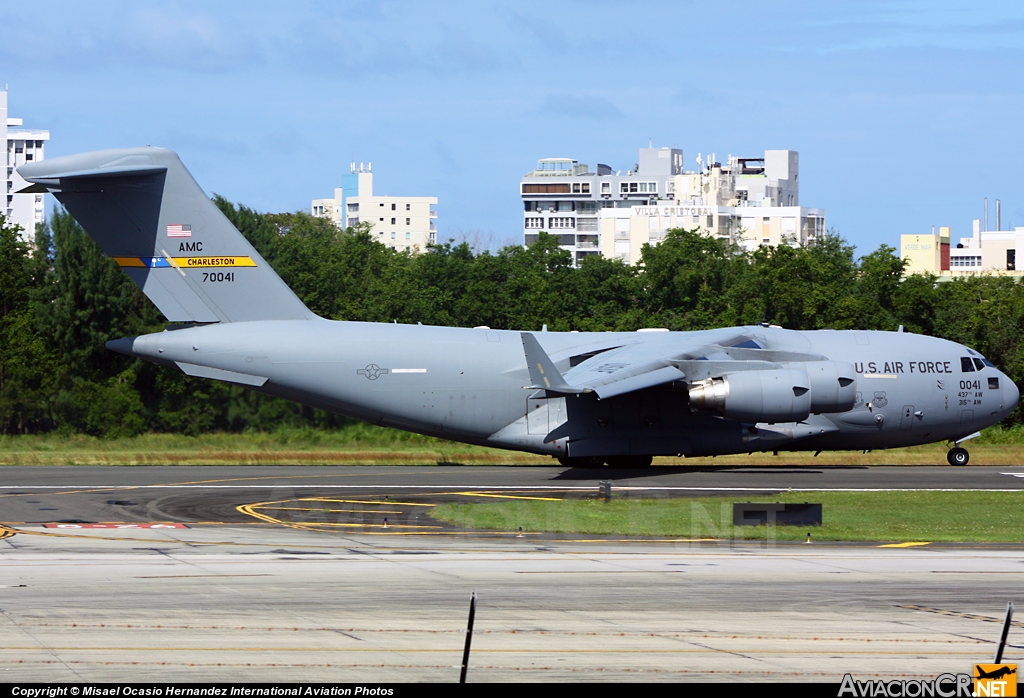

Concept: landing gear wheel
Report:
left=947, top=447, right=970, bottom=466
left=557, top=456, right=605, bottom=468
left=604, top=455, right=654, bottom=469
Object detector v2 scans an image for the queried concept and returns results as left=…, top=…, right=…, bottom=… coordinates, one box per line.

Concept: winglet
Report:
left=520, top=333, right=585, bottom=395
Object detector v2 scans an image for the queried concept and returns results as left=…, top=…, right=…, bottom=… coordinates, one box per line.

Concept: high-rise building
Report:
left=312, top=163, right=437, bottom=253
left=521, top=146, right=825, bottom=265
left=2, top=89, right=49, bottom=241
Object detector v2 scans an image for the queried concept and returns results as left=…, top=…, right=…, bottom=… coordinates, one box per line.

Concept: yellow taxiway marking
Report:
left=451, top=492, right=562, bottom=501
left=260, top=507, right=405, bottom=514
left=299, top=497, right=436, bottom=507
left=879, top=542, right=931, bottom=548
left=237, top=502, right=436, bottom=530
left=273, top=522, right=442, bottom=529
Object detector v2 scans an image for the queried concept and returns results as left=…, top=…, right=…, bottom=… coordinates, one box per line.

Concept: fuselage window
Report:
left=989, top=377, right=1000, bottom=390
left=960, top=357, right=975, bottom=372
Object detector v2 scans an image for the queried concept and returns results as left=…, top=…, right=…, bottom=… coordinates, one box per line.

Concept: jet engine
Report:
left=798, top=361, right=857, bottom=413
left=688, top=368, right=811, bottom=423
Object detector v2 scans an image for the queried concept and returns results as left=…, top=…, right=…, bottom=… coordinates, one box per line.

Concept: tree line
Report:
left=1, top=200, right=1022, bottom=436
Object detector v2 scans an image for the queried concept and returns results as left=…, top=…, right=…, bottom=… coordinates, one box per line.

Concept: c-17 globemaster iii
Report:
left=18, top=148, right=1020, bottom=467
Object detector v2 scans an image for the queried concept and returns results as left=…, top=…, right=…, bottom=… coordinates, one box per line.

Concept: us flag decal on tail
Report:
left=167, top=224, right=192, bottom=237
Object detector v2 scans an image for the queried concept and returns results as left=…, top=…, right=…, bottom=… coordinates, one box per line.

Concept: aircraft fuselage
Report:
left=111, top=320, right=1019, bottom=459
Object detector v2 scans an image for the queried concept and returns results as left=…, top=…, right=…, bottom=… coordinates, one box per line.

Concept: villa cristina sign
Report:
left=631, top=205, right=715, bottom=217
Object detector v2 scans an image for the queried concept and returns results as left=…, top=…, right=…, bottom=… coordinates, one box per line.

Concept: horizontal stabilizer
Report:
left=20, top=165, right=168, bottom=190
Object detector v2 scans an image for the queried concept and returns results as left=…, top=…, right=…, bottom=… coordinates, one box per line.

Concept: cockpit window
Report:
left=960, top=357, right=976, bottom=372
left=973, top=358, right=986, bottom=371
left=983, top=358, right=995, bottom=368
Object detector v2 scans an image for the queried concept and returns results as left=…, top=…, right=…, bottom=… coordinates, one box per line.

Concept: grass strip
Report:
left=430, top=491, right=1024, bottom=542
left=1, top=425, right=1023, bottom=466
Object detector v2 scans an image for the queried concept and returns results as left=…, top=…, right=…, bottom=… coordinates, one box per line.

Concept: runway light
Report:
left=806, top=532, right=812, bottom=544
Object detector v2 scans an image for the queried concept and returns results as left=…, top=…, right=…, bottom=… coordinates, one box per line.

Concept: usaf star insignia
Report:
left=357, top=364, right=389, bottom=380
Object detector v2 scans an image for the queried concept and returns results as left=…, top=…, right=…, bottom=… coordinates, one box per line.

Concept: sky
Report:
left=3, top=0, right=1023, bottom=254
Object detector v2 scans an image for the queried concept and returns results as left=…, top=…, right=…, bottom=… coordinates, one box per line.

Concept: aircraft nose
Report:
left=1004, top=376, right=1021, bottom=414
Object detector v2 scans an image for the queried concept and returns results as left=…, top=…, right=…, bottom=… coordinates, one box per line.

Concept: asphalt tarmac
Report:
left=2, top=465, right=1023, bottom=682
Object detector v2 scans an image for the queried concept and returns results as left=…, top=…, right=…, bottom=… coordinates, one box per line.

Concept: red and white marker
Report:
left=42, top=523, right=189, bottom=529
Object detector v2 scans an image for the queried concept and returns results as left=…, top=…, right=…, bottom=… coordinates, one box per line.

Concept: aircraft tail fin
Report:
left=18, top=147, right=314, bottom=324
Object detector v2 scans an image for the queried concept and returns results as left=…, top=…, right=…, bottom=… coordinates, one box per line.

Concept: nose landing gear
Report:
left=947, top=447, right=970, bottom=466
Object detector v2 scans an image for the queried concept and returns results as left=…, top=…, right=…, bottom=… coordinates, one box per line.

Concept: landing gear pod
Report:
left=688, top=369, right=812, bottom=423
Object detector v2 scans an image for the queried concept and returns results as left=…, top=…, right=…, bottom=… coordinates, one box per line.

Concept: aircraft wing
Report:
left=523, top=332, right=765, bottom=400
left=521, top=330, right=835, bottom=400
left=561, top=341, right=687, bottom=399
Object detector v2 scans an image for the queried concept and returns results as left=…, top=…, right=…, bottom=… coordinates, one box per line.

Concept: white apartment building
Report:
left=313, top=163, right=437, bottom=253
left=2, top=89, right=50, bottom=241
left=521, top=146, right=825, bottom=265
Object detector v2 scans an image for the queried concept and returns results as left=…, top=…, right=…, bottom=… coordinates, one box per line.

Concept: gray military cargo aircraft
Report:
left=18, top=148, right=1020, bottom=467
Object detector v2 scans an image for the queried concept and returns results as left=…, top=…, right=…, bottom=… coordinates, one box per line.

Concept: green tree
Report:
left=639, top=228, right=741, bottom=330
left=726, top=236, right=858, bottom=329
left=850, top=245, right=908, bottom=330
left=213, top=195, right=280, bottom=265
left=31, top=209, right=161, bottom=436
left=0, top=216, right=63, bottom=433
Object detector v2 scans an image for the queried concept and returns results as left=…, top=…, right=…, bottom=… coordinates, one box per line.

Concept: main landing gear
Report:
left=557, top=455, right=654, bottom=469
left=947, top=447, right=970, bottom=466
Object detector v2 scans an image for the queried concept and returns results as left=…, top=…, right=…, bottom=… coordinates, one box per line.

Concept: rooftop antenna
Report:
left=649, top=138, right=653, bottom=148
left=984, top=197, right=989, bottom=231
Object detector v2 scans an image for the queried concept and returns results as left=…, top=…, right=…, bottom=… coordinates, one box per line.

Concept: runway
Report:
left=2, top=465, right=1024, bottom=682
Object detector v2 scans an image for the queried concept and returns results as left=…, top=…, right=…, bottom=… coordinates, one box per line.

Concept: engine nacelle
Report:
left=798, top=361, right=857, bottom=413
left=688, top=368, right=811, bottom=423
